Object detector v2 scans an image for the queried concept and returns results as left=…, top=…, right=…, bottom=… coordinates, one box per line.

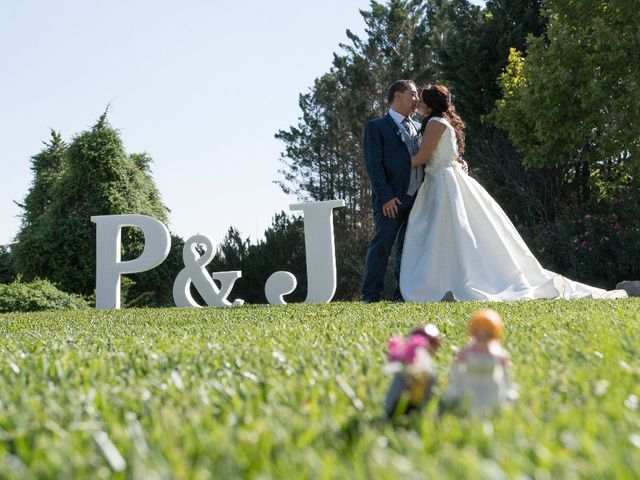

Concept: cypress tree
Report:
left=16, top=114, right=169, bottom=296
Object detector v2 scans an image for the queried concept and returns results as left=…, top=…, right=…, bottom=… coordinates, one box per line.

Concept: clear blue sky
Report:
left=1, top=0, right=483, bottom=247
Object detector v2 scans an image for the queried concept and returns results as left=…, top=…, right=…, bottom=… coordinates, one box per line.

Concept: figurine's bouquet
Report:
left=384, top=325, right=440, bottom=418
left=385, top=334, right=433, bottom=372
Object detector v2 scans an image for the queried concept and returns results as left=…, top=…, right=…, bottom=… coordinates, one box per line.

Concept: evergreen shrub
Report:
left=0, top=278, right=89, bottom=313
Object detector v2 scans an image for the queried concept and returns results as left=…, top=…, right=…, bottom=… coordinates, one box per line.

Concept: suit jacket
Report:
left=363, top=113, right=417, bottom=211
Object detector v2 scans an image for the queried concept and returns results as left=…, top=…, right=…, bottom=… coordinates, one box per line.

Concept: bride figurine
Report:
left=399, top=84, right=627, bottom=301
left=441, top=309, right=517, bottom=415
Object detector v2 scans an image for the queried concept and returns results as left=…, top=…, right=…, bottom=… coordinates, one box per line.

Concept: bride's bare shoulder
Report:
left=427, top=116, right=449, bottom=126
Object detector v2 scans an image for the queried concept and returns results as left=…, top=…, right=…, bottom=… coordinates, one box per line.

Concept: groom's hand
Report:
left=382, top=198, right=402, bottom=218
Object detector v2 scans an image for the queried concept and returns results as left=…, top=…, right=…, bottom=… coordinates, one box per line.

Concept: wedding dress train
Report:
left=399, top=117, right=627, bottom=302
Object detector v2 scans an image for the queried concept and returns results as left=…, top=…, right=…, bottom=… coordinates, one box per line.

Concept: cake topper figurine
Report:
left=441, top=309, right=517, bottom=415
left=384, top=324, right=440, bottom=419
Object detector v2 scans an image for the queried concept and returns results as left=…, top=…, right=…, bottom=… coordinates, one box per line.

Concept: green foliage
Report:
left=13, top=114, right=174, bottom=303
left=0, top=278, right=89, bottom=312
left=494, top=0, right=640, bottom=169
left=431, top=0, right=546, bottom=133
left=0, top=300, right=638, bottom=477
left=209, top=213, right=307, bottom=303
left=0, top=245, right=16, bottom=284
left=12, top=130, right=67, bottom=279
left=211, top=212, right=371, bottom=303
left=277, top=0, right=436, bottom=208
left=17, top=130, right=67, bottom=221
left=523, top=183, right=640, bottom=288
left=333, top=222, right=371, bottom=300
left=493, top=0, right=640, bottom=286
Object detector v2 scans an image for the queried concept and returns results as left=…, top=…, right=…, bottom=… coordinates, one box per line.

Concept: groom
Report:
left=361, top=80, right=423, bottom=303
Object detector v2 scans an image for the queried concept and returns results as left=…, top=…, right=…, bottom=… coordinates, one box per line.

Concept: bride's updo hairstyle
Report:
left=420, top=84, right=466, bottom=156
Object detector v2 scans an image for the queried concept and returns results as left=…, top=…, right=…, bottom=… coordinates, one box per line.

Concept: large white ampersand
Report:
left=172, top=234, right=244, bottom=307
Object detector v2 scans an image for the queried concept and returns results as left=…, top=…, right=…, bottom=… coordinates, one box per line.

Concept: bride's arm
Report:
left=411, top=121, right=446, bottom=167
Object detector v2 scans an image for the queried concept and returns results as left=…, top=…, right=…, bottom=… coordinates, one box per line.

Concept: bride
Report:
left=399, top=84, right=627, bottom=301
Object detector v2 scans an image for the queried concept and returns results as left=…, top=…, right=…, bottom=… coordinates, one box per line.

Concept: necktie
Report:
left=401, top=118, right=419, bottom=155
left=402, top=118, right=423, bottom=195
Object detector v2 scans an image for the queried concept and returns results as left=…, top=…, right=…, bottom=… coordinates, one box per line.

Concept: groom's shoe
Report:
left=392, top=288, right=405, bottom=303
left=362, top=296, right=381, bottom=304
left=441, top=291, right=457, bottom=302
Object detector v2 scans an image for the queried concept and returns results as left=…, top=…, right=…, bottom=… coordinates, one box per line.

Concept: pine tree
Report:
left=209, top=213, right=306, bottom=304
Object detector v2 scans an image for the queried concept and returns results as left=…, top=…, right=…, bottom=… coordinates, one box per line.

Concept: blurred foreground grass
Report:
left=1, top=299, right=639, bottom=479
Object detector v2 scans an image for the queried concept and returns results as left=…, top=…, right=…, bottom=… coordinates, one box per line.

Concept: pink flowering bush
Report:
left=523, top=186, right=640, bottom=287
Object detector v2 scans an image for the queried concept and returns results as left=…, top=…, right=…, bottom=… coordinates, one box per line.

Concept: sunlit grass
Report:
left=1, top=299, right=639, bottom=478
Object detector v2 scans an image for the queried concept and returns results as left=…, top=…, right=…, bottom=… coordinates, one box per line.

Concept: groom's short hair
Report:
left=387, top=80, right=416, bottom=105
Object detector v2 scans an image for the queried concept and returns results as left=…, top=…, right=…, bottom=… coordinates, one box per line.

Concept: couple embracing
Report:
left=362, top=80, right=626, bottom=303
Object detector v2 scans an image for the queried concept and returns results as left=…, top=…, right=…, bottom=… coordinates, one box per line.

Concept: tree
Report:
left=495, top=0, right=640, bottom=176
left=208, top=213, right=307, bottom=304
left=0, top=245, right=16, bottom=284
left=277, top=0, right=436, bottom=224
left=13, top=131, right=67, bottom=278
left=14, top=113, right=170, bottom=298
left=430, top=0, right=546, bottom=132
left=493, top=0, right=640, bottom=287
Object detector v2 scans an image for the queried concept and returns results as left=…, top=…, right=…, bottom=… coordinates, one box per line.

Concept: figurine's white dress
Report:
left=443, top=349, right=515, bottom=414
left=400, top=117, right=628, bottom=301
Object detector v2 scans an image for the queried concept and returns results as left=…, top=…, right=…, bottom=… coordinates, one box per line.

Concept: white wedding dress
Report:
left=400, top=117, right=628, bottom=302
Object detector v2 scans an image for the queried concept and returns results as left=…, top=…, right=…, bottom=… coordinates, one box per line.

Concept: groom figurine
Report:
left=362, top=80, right=422, bottom=303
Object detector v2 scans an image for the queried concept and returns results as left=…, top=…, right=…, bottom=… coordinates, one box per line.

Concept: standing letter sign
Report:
left=92, top=215, right=171, bottom=310
left=265, top=199, right=345, bottom=304
left=172, top=234, right=244, bottom=307
left=93, top=199, right=345, bottom=309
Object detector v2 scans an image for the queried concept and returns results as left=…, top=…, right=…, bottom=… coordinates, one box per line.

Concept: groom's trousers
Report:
left=362, top=192, right=416, bottom=302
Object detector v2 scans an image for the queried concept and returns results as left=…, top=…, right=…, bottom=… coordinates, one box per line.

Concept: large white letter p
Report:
left=91, top=215, right=171, bottom=310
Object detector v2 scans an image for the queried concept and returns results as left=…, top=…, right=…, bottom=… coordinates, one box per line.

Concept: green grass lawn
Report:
left=1, top=299, right=639, bottom=479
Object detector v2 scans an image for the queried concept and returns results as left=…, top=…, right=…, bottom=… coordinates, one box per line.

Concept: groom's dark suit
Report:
left=362, top=112, right=419, bottom=302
